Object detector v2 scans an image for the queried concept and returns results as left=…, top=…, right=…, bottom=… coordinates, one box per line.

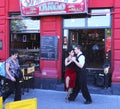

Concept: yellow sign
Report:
left=5, top=98, right=37, bottom=109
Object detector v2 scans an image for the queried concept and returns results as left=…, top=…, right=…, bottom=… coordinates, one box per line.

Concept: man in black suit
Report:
left=68, top=45, right=92, bottom=104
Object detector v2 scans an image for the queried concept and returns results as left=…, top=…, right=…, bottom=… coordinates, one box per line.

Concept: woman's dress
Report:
left=64, top=62, right=76, bottom=90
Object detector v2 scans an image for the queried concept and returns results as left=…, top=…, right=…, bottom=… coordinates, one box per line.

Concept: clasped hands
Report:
left=71, top=57, right=76, bottom=62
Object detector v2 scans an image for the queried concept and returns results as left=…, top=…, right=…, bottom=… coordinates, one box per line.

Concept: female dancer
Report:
left=64, top=48, right=76, bottom=102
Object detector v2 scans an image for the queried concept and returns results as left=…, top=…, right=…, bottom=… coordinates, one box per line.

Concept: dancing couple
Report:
left=64, top=45, right=92, bottom=104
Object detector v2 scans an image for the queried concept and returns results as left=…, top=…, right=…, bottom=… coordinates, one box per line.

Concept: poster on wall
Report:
left=40, top=36, right=58, bottom=60
left=20, top=0, right=88, bottom=16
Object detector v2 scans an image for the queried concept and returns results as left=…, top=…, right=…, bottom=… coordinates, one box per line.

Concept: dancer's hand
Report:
left=71, top=57, right=76, bottom=62
left=10, top=76, right=16, bottom=82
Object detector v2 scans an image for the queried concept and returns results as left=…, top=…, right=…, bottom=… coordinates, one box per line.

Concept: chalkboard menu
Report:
left=40, top=36, right=58, bottom=60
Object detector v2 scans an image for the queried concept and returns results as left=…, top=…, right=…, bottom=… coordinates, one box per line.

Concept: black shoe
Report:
left=84, top=100, right=92, bottom=104
left=3, top=98, right=6, bottom=103
left=2, top=96, right=6, bottom=103
left=68, top=98, right=75, bottom=101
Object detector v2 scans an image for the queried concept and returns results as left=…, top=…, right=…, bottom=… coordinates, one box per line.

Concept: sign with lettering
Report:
left=40, top=36, right=58, bottom=60
left=20, top=0, right=88, bottom=16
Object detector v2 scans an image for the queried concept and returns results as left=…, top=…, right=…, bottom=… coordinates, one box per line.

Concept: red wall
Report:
left=0, top=0, right=9, bottom=60
left=1, top=0, right=120, bottom=83
left=8, top=0, right=114, bottom=12
left=8, top=0, right=20, bottom=12
left=111, top=0, right=120, bottom=83
left=88, top=0, right=113, bottom=8
left=40, top=16, right=62, bottom=79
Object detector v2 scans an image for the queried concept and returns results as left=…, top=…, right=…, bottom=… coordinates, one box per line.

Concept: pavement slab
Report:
left=3, top=89, right=120, bottom=109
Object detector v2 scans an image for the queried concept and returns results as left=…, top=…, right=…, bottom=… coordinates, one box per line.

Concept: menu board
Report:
left=40, top=36, right=58, bottom=60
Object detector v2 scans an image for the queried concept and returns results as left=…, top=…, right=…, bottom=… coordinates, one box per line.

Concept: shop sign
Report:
left=20, top=0, right=88, bottom=16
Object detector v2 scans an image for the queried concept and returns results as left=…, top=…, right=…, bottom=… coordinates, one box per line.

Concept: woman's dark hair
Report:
left=10, top=49, right=19, bottom=55
left=67, top=47, right=74, bottom=53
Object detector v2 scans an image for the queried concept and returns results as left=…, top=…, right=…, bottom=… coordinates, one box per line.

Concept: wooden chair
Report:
left=5, top=98, right=37, bottom=109
left=19, top=68, right=25, bottom=95
left=24, top=66, right=35, bottom=92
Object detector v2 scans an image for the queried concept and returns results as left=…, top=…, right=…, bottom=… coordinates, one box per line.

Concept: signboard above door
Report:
left=20, top=0, right=88, bottom=16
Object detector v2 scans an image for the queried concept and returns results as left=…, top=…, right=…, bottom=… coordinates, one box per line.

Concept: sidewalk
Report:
left=3, top=89, right=120, bottom=109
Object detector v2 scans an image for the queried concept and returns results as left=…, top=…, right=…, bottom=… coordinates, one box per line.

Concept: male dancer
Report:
left=68, top=45, right=92, bottom=104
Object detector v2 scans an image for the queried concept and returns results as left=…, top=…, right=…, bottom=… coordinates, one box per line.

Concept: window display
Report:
left=11, top=33, right=40, bottom=70
left=10, top=14, right=40, bottom=70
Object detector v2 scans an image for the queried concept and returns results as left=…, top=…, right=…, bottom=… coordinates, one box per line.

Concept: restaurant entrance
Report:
left=62, top=29, right=111, bottom=83
left=69, top=29, right=105, bottom=68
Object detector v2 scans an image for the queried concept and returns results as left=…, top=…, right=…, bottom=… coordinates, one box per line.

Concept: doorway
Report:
left=69, top=29, right=105, bottom=68
left=62, top=29, right=111, bottom=81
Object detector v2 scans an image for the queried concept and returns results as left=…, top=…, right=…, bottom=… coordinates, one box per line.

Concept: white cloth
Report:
left=77, top=53, right=85, bottom=68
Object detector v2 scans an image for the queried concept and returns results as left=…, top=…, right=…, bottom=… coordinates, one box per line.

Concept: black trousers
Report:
left=68, top=72, right=92, bottom=101
left=104, top=73, right=111, bottom=88
left=3, top=78, right=21, bottom=101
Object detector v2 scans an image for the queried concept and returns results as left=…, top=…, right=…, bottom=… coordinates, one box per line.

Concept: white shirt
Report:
left=77, top=52, right=85, bottom=68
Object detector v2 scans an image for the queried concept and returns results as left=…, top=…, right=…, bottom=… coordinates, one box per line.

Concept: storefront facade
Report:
left=0, top=0, right=120, bottom=93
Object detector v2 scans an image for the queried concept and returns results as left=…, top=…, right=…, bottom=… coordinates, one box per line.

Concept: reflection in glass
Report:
left=88, top=9, right=111, bottom=27
left=63, top=18, right=85, bottom=28
left=10, top=15, right=40, bottom=32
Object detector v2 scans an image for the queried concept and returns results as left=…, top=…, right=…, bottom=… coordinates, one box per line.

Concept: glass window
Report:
left=10, top=14, right=40, bottom=70
left=88, top=9, right=111, bottom=27
left=63, top=18, right=85, bottom=28
left=10, top=15, right=40, bottom=32
left=63, top=9, right=111, bottom=28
